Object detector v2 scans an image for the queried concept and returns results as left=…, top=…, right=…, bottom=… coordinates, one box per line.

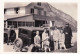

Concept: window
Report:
left=13, top=21, right=17, bottom=28
left=8, top=21, right=12, bottom=26
left=14, top=7, right=20, bottom=14
left=18, top=21, right=22, bottom=27
left=22, top=29, right=28, bottom=35
left=4, top=9, right=7, bottom=14
left=38, top=10, right=41, bottom=15
left=23, top=22, right=25, bottom=26
left=26, top=22, right=28, bottom=26
left=26, top=22, right=34, bottom=27
left=19, top=29, right=28, bottom=35
left=37, top=2, right=41, bottom=6
left=44, top=11, right=46, bottom=16
left=52, top=21, right=55, bottom=26
left=31, top=8, right=34, bottom=14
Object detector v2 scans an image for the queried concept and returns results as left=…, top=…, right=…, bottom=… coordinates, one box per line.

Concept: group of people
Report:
left=33, top=23, right=72, bottom=52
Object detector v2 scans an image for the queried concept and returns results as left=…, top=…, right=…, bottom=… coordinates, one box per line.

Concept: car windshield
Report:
left=19, top=28, right=28, bottom=35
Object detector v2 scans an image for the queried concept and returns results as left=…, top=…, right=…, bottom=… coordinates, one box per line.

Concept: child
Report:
left=59, top=29, right=67, bottom=50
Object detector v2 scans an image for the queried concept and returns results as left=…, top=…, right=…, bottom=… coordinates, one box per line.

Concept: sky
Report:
left=4, top=2, right=77, bottom=21
left=49, top=3, right=77, bottom=21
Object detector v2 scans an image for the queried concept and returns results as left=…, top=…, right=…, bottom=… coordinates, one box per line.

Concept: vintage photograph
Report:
left=4, top=2, right=77, bottom=52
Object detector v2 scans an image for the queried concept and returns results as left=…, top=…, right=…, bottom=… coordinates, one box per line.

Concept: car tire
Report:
left=14, top=38, right=23, bottom=52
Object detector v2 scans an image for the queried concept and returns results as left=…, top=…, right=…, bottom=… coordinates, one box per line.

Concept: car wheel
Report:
left=14, top=38, right=23, bottom=52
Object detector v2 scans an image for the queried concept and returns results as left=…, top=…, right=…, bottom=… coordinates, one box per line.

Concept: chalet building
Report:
left=4, top=2, right=77, bottom=31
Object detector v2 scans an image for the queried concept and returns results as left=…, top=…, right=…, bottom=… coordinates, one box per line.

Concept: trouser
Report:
left=54, top=41, right=58, bottom=50
left=65, top=36, right=71, bottom=48
left=50, top=39, right=54, bottom=50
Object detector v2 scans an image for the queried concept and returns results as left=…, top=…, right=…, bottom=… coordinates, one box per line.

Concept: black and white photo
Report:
left=4, top=2, right=77, bottom=52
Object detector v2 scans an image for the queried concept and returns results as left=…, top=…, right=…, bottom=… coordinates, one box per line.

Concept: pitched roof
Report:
left=4, top=14, right=31, bottom=20
left=4, top=2, right=31, bottom=9
left=48, top=4, right=77, bottom=27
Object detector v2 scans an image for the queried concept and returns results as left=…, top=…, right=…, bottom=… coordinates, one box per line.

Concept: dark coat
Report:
left=63, top=26, right=72, bottom=48
left=63, top=27, right=72, bottom=37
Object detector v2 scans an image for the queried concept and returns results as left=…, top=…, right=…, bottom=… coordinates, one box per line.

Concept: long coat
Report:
left=63, top=26, right=72, bottom=47
left=63, top=27, right=72, bottom=38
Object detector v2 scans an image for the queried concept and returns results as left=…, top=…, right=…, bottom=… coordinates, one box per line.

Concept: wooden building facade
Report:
left=4, top=2, right=77, bottom=31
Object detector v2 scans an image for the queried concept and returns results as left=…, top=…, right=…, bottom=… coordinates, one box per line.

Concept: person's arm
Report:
left=70, top=28, right=72, bottom=37
left=42, top=33, right=44, bottom=41
left=42, top=34, right=43, bottom=48
left=34, top=36, right=37, bottom=45
left=63, top=33, right=65, bottom=42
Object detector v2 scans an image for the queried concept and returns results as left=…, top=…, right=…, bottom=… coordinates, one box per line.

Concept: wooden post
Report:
left=17, top=21, right=18, bottom=28
left=6, top=21, right=7, bottom=28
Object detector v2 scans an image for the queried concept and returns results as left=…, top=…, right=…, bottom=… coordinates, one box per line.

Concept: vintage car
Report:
left=14, top=27, right=50, bottom=52
left=4, top=28, right=16, bottom=44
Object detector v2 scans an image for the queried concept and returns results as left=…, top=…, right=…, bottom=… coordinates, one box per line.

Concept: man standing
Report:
left=63, top=23, right=72, bottom=48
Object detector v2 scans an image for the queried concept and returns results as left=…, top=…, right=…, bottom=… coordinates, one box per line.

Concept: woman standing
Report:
left=59, top=29, right=67, bottom=50
left=53, top=26, right=60, bottom=50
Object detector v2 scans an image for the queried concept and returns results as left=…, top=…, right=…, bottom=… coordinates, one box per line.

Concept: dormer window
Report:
left=4, top=9, right=7, bottom=14
left=31, top=8, right=34, bottom=14
left=14, top=7, right=20, bottom=14
left=37, top=2, right=41, bottom=6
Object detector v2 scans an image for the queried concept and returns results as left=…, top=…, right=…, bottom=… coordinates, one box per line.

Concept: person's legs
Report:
left=46, top=41, right=50, bottom=51
left=63, top=44, right=67, bottom=50
left=67, top=37, right=71, bottom=48
left=59, top=45, right=62, bottom=50
left=31, top=46, right=37, bottom=52
left=56, top=41, right=58, bottom=50
left=65, top=36, right=69, bottom=48
left=49, top=39, right=54, bottom=51
left=65, top=35, right=72, bottom=48
left=59, top=42, right=62, bottom=50
left=54, top=41, right=56, bottom=50
left=54, top=41, right=58, bottom=50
